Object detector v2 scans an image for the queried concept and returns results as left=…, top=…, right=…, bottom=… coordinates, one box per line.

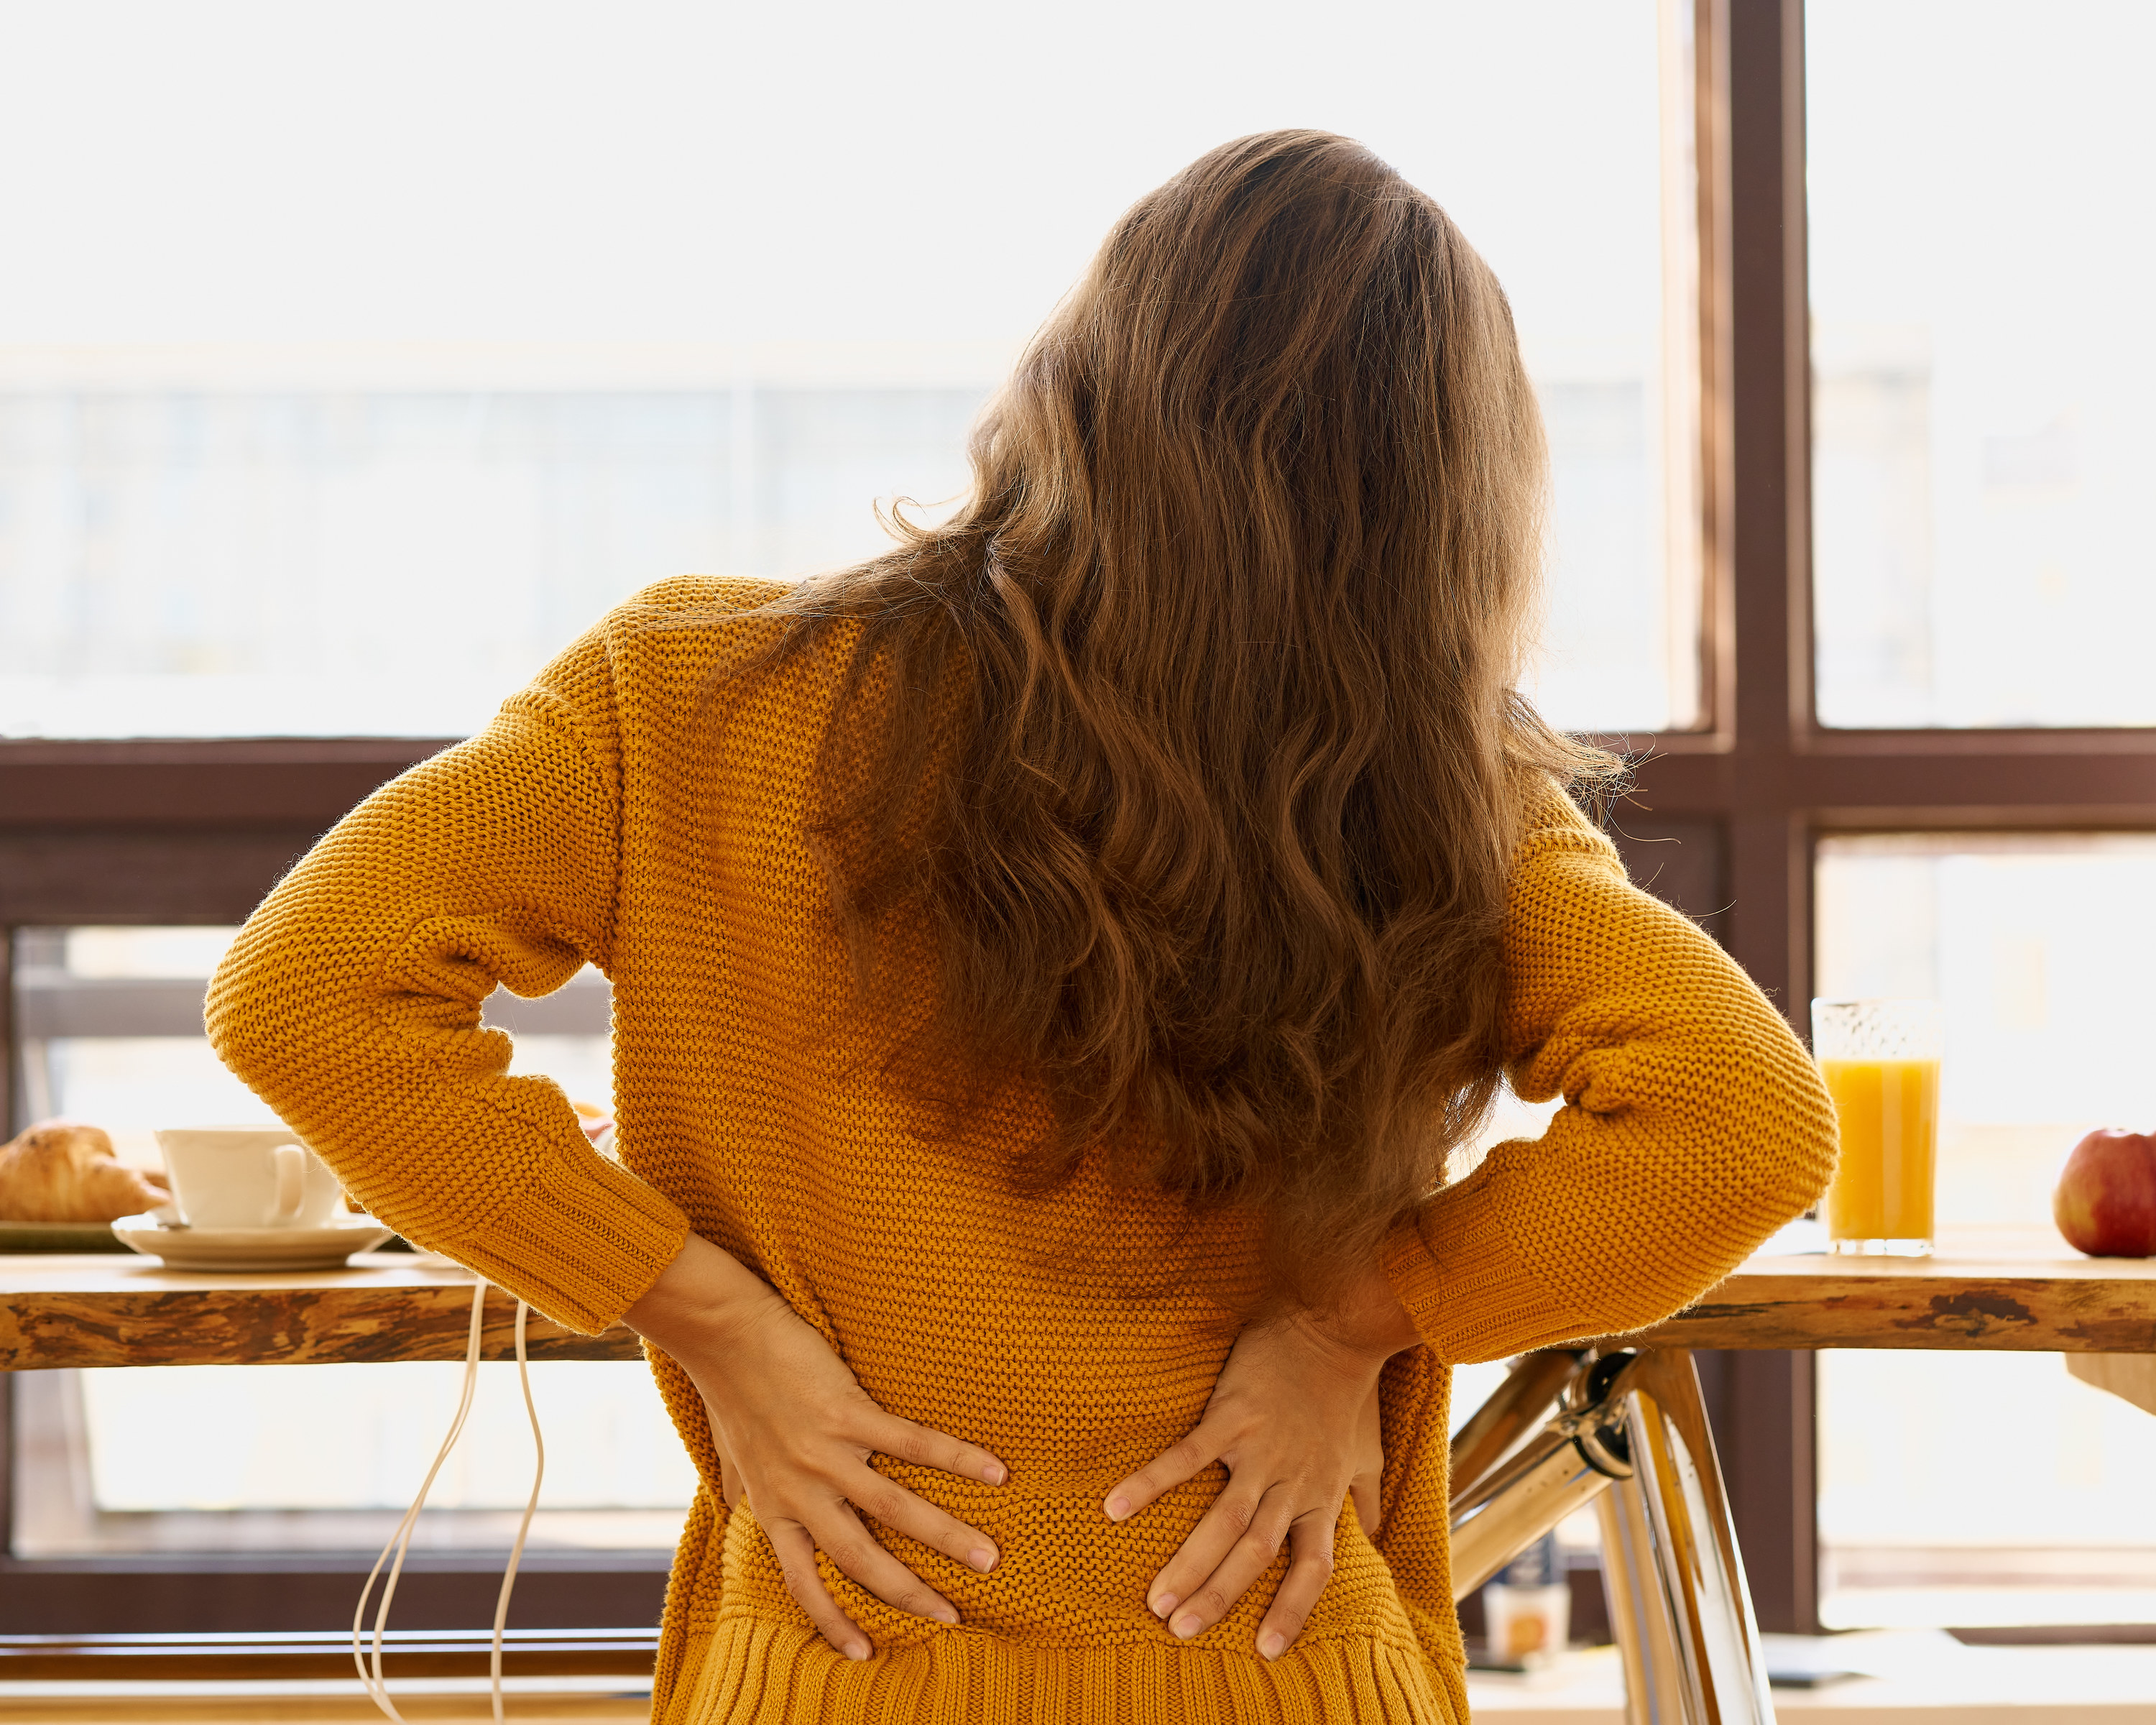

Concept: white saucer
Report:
left=110, top=1213, right=396, bottom=1271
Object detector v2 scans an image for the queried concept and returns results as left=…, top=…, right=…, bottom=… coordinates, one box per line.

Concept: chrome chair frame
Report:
left=1447, top=1347, right=1777, bottom=1725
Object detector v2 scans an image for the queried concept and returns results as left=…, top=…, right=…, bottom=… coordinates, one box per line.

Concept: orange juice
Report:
left=1820, top=1057, right=1939, bottom=1245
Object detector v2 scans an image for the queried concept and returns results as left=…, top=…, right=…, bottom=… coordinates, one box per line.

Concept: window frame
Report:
left=1603, top=0, right=2156, bottom=1636
left=7, top=0, right=2155, bottom=1642
left=0, top=742, right=685, bottom=1634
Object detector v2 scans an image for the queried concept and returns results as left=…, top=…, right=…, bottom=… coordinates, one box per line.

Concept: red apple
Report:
left=2054, top=1128, right=2156, bottom=1258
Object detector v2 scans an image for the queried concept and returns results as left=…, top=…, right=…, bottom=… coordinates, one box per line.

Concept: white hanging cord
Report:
left=352, top=1278, right=543, bottom=1724
left=353, top=1279, right=484, bottom=1721
left=491, top=1297, right=545, bottom=1724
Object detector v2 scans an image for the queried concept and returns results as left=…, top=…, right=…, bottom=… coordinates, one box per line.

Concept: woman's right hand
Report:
left=623, top=1233, right=1008, bottom=1660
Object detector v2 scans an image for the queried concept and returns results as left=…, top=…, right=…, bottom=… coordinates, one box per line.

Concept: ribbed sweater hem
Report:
left=665, top=1616, right=1459, bottom=1724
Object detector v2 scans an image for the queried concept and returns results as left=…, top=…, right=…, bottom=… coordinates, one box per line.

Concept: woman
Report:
left=208, top=131, right=1836, bottom=1723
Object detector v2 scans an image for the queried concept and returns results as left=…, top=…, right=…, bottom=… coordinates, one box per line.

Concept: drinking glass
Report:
left=1812, top=999, right=1943, bottom=1256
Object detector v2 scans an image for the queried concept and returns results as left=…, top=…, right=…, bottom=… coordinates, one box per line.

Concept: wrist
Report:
left=1309, top=1263, right=1421, bottom=1363
left=622, top=1231, right=780, bottom=1356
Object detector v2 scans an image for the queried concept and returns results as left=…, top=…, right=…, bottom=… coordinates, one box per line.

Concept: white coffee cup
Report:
left=153, top=1126, right=345, bottom=1230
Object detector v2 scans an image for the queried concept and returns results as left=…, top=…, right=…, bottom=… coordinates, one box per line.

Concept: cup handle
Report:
left=270, top=1143, right=305, bottom=1227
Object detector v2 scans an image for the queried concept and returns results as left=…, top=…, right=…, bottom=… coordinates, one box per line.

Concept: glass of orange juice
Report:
left=1812, top=998, right=1943, bottom=1256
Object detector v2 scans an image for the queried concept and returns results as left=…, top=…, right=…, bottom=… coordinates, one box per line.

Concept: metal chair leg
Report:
left=1446, top=1346, right=1778, bottom=1724
left=1593, top=1349, right=1777, bottom=1725
left=1449, top=1366, right=1633, bottom=1597
left=1450, top=1348, right=1585, bottom=1506
left=1596, top=1459, right=1687, bottom=1719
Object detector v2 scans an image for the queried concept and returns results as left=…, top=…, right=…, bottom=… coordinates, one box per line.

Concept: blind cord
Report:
left=353, top=1279, right=545, bottom=1724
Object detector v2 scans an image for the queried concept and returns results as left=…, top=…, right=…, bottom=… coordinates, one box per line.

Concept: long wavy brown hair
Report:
left=763, top=129, right=1613, bottom=1306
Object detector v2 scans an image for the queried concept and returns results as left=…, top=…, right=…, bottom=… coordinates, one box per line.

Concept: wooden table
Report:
left=4, top=1226, right=2153, bottom=1370
left=1634, top=1225, right=2156, bottom=1355
left=0, top=1251, right=639, bottom=1370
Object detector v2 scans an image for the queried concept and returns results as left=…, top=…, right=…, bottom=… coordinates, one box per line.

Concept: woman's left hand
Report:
left=1100, top=1287, right=1412, bottom=1660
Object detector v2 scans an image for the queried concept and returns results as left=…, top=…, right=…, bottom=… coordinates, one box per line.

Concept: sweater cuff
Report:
left=1381, top=1164, right=1579, bottom=1364
left=443, top=1148, right=691, bottom=1335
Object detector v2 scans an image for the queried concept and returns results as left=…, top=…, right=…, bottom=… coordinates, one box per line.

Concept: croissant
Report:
left=0, top=1119, right=173, bottom=1223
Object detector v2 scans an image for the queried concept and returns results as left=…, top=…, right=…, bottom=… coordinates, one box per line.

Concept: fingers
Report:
left=1143, top=1476, right=1263, bottom=1621
left=766, top=1518, right=872, bottom=1661
left=1102, top=1420, right=1230, bottom=1524
left=1350, top=1378, right=1383, bottom=1537
left=844, top=1463, right=1000, bottom=1575
left=1155, top=1484, right=1299, bottom=1641
left=710, top=1427, right=746, bottom=1512
left=868, top=1410, right=1008, bottom=1488
left=807, top=1499, right=962, bottom=1627
left=1255, top=1511, right=1337, bottom=1661
left=1349, top=1467, right=1380, bottom=1539
left=765, top=1460, right=993, bottom=1656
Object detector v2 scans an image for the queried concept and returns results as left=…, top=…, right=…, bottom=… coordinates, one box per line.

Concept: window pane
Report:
left=14, top=1363, right=693, bottom=1558
left=7, top=928, right=678, bottom=1558
left=1808, top=2, right=2156, bottom=727
left=0, top=1, right=1695, bottom=738
left=1814, top=835, right=2156, bottom=1626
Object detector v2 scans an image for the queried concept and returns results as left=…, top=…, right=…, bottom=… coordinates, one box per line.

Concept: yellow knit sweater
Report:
left=208, top=577, right=1836, bottom=1725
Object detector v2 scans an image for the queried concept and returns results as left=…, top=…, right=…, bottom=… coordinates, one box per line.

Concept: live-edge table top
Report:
left=4, top=1227, right=2152, bottom=1370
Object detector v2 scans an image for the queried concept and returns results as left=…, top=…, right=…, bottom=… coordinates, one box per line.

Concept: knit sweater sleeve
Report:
left=1380, top=785, right=1838, bottom=1363
left=205, top=623, right=690, bottom=1334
